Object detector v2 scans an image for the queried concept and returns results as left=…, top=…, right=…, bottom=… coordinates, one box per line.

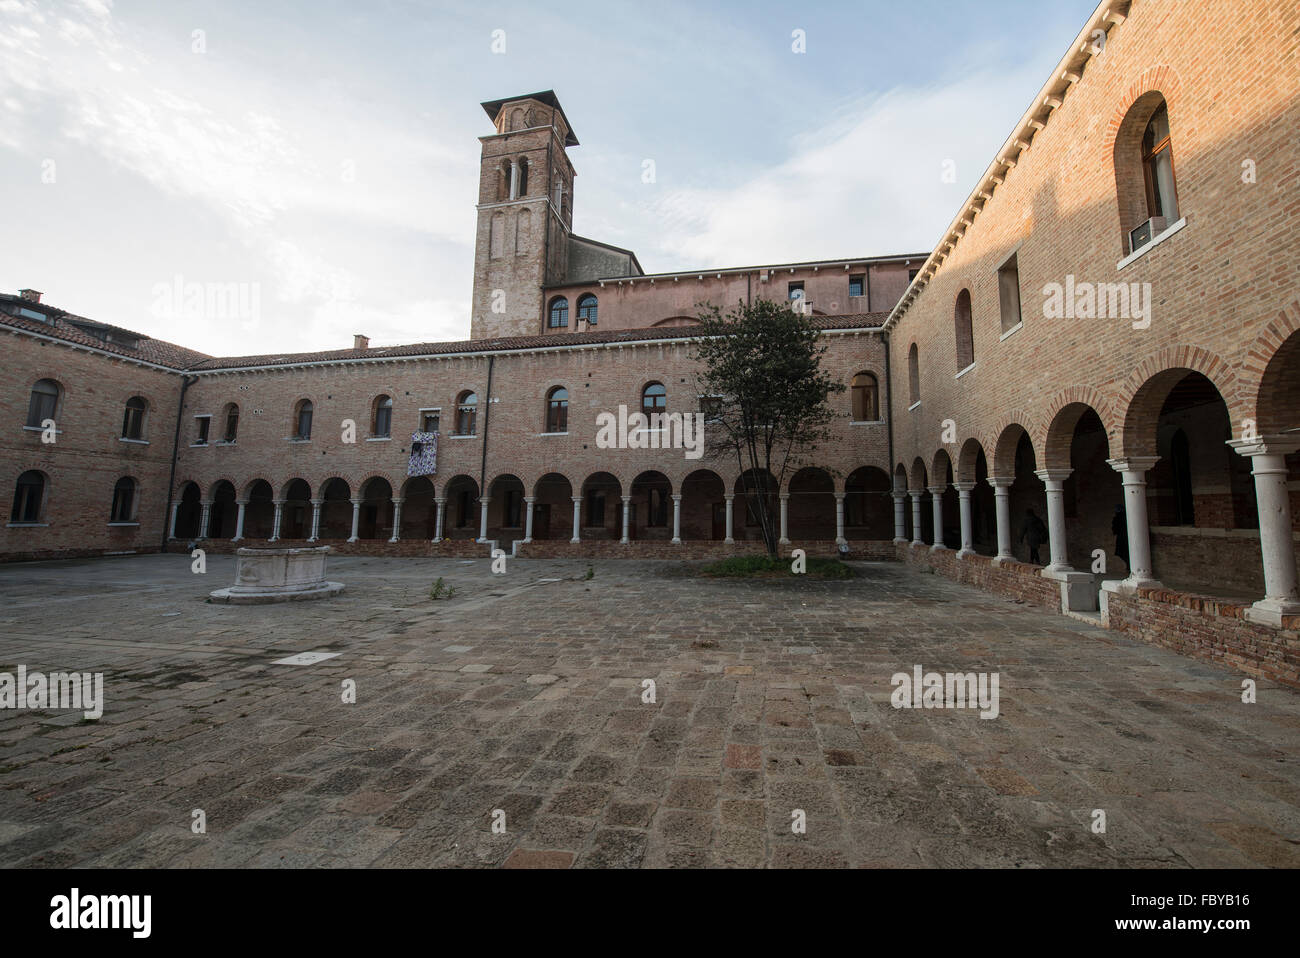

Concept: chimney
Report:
left=353, top=334, right=369, bottom=350
left=18, top=289, right=42, bottom=304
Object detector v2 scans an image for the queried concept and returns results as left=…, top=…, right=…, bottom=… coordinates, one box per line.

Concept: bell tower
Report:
left=470, top=91, right=577, bottom=340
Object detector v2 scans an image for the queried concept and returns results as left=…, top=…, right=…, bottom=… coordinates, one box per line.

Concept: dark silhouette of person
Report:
left=1019, top=507, right=1047, bottom=564
left=1112, top=503, right=1129, bottom=569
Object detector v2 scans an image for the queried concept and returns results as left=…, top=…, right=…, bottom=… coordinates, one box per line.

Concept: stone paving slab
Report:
left=0, top=553, right=1297, bottom=868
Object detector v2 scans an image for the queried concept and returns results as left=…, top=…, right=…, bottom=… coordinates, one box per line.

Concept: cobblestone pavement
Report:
left=0, top=554, right=1297, bottom=869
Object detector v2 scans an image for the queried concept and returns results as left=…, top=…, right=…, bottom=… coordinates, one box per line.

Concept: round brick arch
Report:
left=1239, top=297, right=1300, bottom=435
left=206, top=476, right=239, bottom=500
left=988, top=413, right=1035, bottom=477
left=1100, top=64, right=1185, bottom=162
left=955, top=437, right=986, bottom=483
left=908, top=457, right=928, bottom=493
left=172, top=476, right=205, bottom=498
left=1115, top=345, right=1243, bottom=458
left=356, top=471, right=401, bottom=498
left=1039, top=386, right=1119, bottom=471
left=893, top=463, right=909, bottom=493
left=930, top=448, right=954, bottom=487
left=278, top=476, right=313, bottom=499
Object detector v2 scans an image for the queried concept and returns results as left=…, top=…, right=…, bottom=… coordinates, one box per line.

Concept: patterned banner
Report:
left=407, top=431, right=438, bottom=477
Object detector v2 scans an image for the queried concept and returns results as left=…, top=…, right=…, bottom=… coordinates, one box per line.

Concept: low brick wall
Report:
left=895, top=542, right=1061, bottom=611
left=164, top=537, right=898, bottom=561
left=1105, top=587, right=1300, bottom=689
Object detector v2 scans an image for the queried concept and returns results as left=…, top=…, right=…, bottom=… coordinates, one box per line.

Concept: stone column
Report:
left=892, top=492, right=907, bottom=544
left=1034, top=469, right=1073, bottom=572
left=347, top=498, right=362, bottom=543
left=620, top=495, right=632, bottom=544
left=928, top=485, right=947, bottom=551
left=167, top=500, right=180, bottom=540
left=389, top=497, right=404, bottom=543
left=523, top=496, right=535, bottom=543
left=909, top=492, right=924, bottom=546
left=231, top=499, right=247, bottom=542
left=308, top=499, right=322, bottom=542
left=990, top=477, right=1014, bottom=561
left=724, top=494, right=735, bottom=544
left=671, top=494, right=682, bottom=544
left=269, top=499, right=284, bottom=542
left=1104, top=457, right=1161, bottom=591
left=1229, top=437, right=1300, bottom=626
left=834, top=492, right=846, bottom=546
left=779, top=493, right=791, bottom=546
left=954, top=481, right=976, bottom=557
left=433, top=497, right=446, bottom=542
left=570, top=496, right=582, bottom=543
left=198, top=500, right=212, bottom=540
left=477, top=496, right=490, bottom=543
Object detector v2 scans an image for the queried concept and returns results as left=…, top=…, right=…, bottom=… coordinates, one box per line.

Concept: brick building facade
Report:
left=3, top=0, right=1298, bottom=683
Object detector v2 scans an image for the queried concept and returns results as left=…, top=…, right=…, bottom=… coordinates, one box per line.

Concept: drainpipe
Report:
left=479, top=354, right=495, bottom=503
left=162, top=373, right=195, bottom=551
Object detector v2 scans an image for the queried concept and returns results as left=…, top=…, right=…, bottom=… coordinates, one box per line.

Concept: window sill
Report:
left=366, top=436, right=392, bottom=442
left=1116, top=216, right=1187, bottom=270
left=955, top=362, right=976, bottom=380
left=999, top=322, right=1023, bottom=341
left=849, top=420, right=884, bottom=427
left=908, top=401, right=921, bottom=412
left=6, top=522, right=48, bottom=528
left=22, top=425, right=61, bottom=434
left=119, top=437, right=149, bottom=445
left=287, top=437, right=311, bottom=443
left=449, top=434, right=477, bottom=440
left=215, top=440, right=236, bottom=446
left=107, top=522, right=140, bottom=527
left=538, top=432, right=570, bottom=437
left=190, top=442, right=210, bottom=448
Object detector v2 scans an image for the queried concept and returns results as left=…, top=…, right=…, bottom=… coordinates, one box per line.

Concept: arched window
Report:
left=577, top=294, right=597, bottom=327
left=517, top=157, right=529, bottom=196
left=851, top=372, right=879, bottom=421
left=642, top=382, right=666, bottom=419
left=456, top=391, right=477, bottom=436
left=372, top=395, right=392, bottom=438
left=546, top=386, right=569, bottom=433
left=954, top=289, right=974, bottom=370
left=110, top=477, right=136, bottom=523
left=499, top=159, right=513, bottom=201
left=26, top=379, right=59, bottom=427
left=548, top=296, right=569, bottom=329
left=122, top=396, right=147, bottom=440
left=1114, top=93, right=1179, bottom=253
left=10, top=470, right=44, bottom=523
left=221, top=403, right=239, bottom=443
left=908, top=345, right=920, bottom=404
left=294, top=399, right=313, bottom=440
left=1142, top=104, right=1179, bottom=224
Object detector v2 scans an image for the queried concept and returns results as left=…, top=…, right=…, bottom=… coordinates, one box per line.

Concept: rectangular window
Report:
left=420, top=409, right=441, bottom=433
left=296, top=406, right=313, bottom=439
left=224, top=410, right=239, bottom=442
left=848, top=274, right=864, bottom=297
left=194, top=416, right=211, bottom=445
left=787, top=282, right=804, bottom=301
left=997, top=253, right=1023, bottom=333
left=908, top=269, right=919, bottom=283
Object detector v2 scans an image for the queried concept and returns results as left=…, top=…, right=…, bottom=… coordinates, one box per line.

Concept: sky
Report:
left=0, top=0, right=1099, bottom=356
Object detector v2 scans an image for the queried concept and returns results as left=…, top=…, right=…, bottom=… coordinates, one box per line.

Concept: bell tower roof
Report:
left=480, top=90, right=578, bottom=146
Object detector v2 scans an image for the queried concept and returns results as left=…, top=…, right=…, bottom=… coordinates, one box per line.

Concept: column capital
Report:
left=926, top=485, right=947, bottom=495
left=235, top=498, right=249, bottom=506
left=834, top=492, right=845, bottom=501
left=571, top=496, right=583, bottom=503
left=271, top=498, right=286, bottom=506
left=671, top=494, right=682, bottom=502
left=988, top=475, right=1014, bottom=489
left=952, top=481, right=976, bottom=493
left=434, top=496, right=447, bottom=504
left=1034, top=468, right=1071, bottom=484
left=477, top=496, right=491, bottom=505
left=390, top=497, right=405, bottom=505
left=200, top=499, right=213, bottom=507
left=1228, top=435, right=1300, bottom=458
left=350, top=497, right=363, bottom=506
left=780, top=492, right=790, bottom=501
left=621, top=495, right=632, bottom=502
left=309, top=498, right=324, bottom=507
left=1106, top=456, right=1160, bottom=474
left=524, top=496, right=536, bottom=503
left=723, top=493, right=735, bottom=501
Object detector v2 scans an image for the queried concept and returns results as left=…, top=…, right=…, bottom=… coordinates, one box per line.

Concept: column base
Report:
left=1101, top=575, right=1161, bottom=596
left=671, top=537, right=681, bottom=545
left=892, top=537, right=907, bottom=545
left=522, top=537, right=533, bottom=544
left=432, top=537, right=442, bottom=544
left=929, top=544, right=948, bottom=553
left=724, top=538, right=735, bottom=545
left=779, top=537, right=791, bottom=546
left=1043, top=568, right=1097, bottom=612
left=231, top=537, right=243, bottom=544
left=569, top=537, right=580, bottom=544
left=347, top=537, right=359, bottom=543
left=388, top=536, right=399, bottom=544
left=992, top=553, right=1016, bottom=565
left=475, top=538, right=488, bottom=544
left=1245, top=597, right=1300, bottom=628
left=268, top=537, right=279, bottom=543
left=956, top=548, right=975, bottom=559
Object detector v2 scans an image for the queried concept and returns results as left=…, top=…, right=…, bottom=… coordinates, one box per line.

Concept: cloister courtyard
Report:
left=0, top=553, right=1297, bottom=868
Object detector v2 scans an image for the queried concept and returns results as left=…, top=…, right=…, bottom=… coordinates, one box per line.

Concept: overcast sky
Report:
left=0, top=0, right=1098, bottom=356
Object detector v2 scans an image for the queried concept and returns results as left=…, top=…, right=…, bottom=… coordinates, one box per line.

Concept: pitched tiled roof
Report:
left=0, top=296, right=211, bottom=369
left=187, top=313, right=889, bottom=371
left=0, top=294, right=885, bottom=374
